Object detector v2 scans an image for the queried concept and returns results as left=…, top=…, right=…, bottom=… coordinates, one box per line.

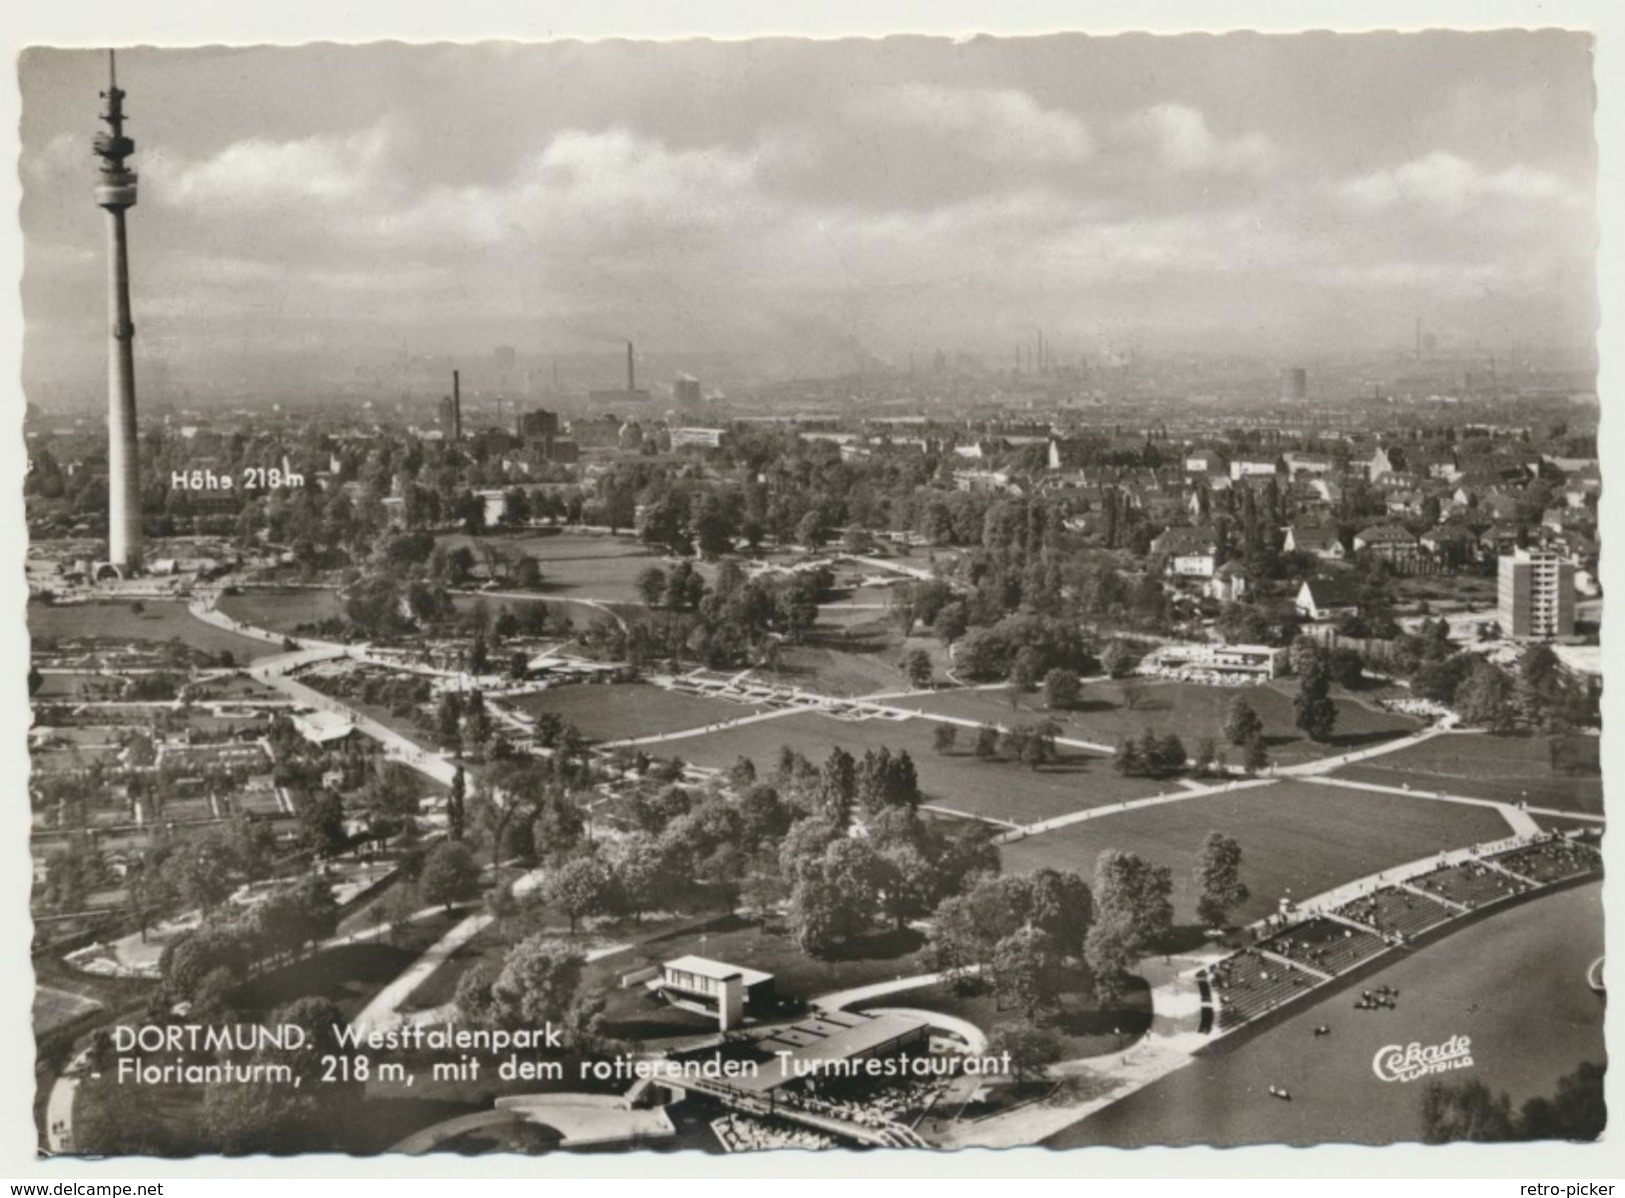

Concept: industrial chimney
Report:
left=626, top=342, right=635, bottom=393
left=452, top=370, right=462, bottom=441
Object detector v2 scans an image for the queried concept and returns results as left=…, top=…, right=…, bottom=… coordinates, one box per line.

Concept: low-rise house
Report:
left=1420, top=523, right=1479, bottom=569
left=1206, top=560, right=1250, bottom=603
left=1283, top=523, right=1345, bottom=560
left=1150, top=525, right=1221, bottom=578
left=1354, top=523, right=1421, bottom=570
left=1296, top=575, right=1362, bottom=622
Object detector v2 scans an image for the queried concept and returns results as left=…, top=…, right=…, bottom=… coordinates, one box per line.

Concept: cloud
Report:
left=844, top=83, right=1094, bottom=165
left=369, top=127, right=770, bottom=248
left=150, top=121, right=397, bottom=210
left=1336, top=150, right=1584, bottom=213
left=1118, top=103, right=1276, bottom=173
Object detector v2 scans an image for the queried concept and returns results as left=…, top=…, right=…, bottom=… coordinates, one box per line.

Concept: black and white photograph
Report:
left=12, top=11, right=1612, bottom=1167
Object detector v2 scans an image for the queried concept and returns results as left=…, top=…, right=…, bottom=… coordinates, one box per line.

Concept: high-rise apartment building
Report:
left=1498, top=548, right=1575, bottom=638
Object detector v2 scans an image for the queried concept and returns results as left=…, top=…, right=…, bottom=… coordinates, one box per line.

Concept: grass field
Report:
left=435, top=531, right=698, bottom=604
left=28, top=600, right=278, bottom=662
left=1053, top=881, right=1605, bottom=1147
left=855, top=969, right=1153, bottom=1060
left=909, top=679, right=1422, bottom=765
left=1000, top=780, right=1511, bottom=925
left=33, top=986, right=103, bottom=1036
left=504, top=683, right=766, bottom=742
left=218, top=587, right=344, bottom=633
left=662, top=709, right=1168, bottom=826
left=1333, top=731, right=1604, bottom=815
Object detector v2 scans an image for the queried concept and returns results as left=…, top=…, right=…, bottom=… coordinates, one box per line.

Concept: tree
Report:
left=1025, top=867, right=1093, bottom=959
left=1043, top=667, right=1080, bottom=710
left=1243, top=731, right=1270, bottom=774
left=975, top=724, right=1001, bottom=760
left=1455, top=659, right=1517, bottom=733
left=1518, top=1060, right=1606, bottom=1142
left=1191, top=736, right=1218, bottom=778
left=487, top=935, right=586, bottom=1030
left=1112, top=736, right=1144, bottom=777
left=1088, top=849, right=1173, bottom=997
left=636, top=566, right=667, bottom=609
left=815, top=747, right=858, bottom=825
left=900, top=648, right=934, bottom=689
left=932, top=602, right=969, bottom=646
left=987, top=1022, right=1061, bottom=1085
left=1223, top=695, right=1264, bottom=747
left=1419, top=1078, right=1517, bottom=1145
left=1294, top=663, right=1338, bottom=743
left=1195, top=832, right=1248, bottom=929
left=447, top=766, right=467, bottom=841
left=1101, top=641, right=1136, bottom=679
left=419, top=840, right=481, bottom=911
left=547, top=856, right=617, bottom=933
left=933, top=723, right=958, bottom=755
left=795, top=510, right=824, bottom=548
left=992, top=927, right=1061, bottom=1018
left=787, top=868, right=868, bottom=957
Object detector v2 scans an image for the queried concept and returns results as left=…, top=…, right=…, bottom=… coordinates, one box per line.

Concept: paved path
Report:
left=1003, top=777, right=1279, bottom=841
left=1273, top=712, right=1463, bottom=778
left=1299, top=775, right=1575, bottom=837
left=350, top=907, right=493, bottom=1034
left=812, top=970, right=969, bottom=1014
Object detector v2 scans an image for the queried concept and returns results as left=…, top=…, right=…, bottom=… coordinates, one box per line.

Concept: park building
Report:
left=1498, top=547, right=1575, bottom=639
left=650, top=956, right=778, bottom=1032
left=1143, top=642, right=1290, bottom=681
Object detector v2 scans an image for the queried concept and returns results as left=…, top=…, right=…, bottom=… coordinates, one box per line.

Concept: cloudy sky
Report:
left=19, top=32, right=1598, bottom=386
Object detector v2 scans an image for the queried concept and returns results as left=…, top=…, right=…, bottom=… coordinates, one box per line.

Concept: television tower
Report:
left=95, top=50, right=142, bottom=574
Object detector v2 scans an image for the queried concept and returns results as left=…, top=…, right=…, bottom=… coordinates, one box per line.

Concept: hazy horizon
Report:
left=19, top=32, right=1599, bottom=394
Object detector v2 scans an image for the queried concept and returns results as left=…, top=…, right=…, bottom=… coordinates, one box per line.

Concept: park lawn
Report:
left=27, top=599, right=279, bottom=662
left=33, top=986, right=103, bottom=1037
left=230, top=916, right=458, bottom=1021
left=909, top=678, right=1421, bottom=765
left=999, top=780, right=1510, bottom=926
left=448, top=593, right=620, bottom=631
left=1054, top=881, right=1605, bottom=1148
left=666, top=710, right=1169, bottom=827
left=32, top=672, right=113, bottom=699
left=218, top=587, right=344, bottom=634
left=1333, top=731, right=1604, bottom=815
left=856, top=969, right=1153, bottom=1061
left=434, top=531, right=701, bottom=605
left=503, top=682, right=766, bottom=743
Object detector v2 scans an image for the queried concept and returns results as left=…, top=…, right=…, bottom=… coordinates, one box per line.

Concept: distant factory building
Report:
left=673, top=374, right=703, bottom=406
left=669, top=426, right=726, bottom=450
left=438, top=371, right=463, bottom=442
left=516, top=409, right=560, bottom=441
left=588, top=341, right=650, bottom=408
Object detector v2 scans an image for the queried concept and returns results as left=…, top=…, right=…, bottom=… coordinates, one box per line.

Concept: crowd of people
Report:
left=710, top=1113, right=835, bottom=1153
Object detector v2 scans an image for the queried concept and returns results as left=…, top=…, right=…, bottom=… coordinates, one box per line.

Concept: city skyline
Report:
left=19, top=33, right=1599, bottom=390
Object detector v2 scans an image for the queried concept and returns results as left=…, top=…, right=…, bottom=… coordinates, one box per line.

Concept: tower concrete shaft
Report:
left=95, top=50, right=141, bottom=573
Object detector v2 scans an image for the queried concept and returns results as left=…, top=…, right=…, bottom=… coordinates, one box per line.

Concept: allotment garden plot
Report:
left=999, top=780, right=1511, bottom=925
